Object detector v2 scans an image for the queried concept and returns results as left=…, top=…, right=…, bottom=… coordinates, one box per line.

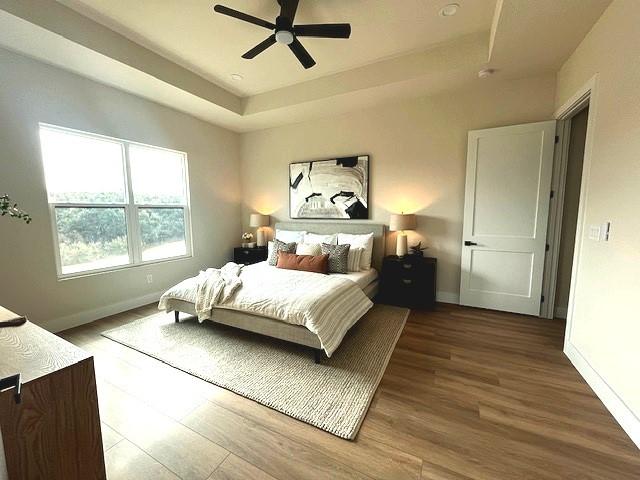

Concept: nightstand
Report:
left=234, top=246, right=268, bottom=265
left=379, top=255, right=437, bottom=310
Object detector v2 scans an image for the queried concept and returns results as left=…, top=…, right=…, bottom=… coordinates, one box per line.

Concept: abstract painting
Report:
left=289, top=155, right=369, bottom=219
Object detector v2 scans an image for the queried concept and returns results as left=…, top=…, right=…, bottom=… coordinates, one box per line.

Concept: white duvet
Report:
left=158, top=262, right=374, bottom=356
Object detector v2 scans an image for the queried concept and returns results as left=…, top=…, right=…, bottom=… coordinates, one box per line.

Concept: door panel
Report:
left=460, top=121, right=556, bottom=315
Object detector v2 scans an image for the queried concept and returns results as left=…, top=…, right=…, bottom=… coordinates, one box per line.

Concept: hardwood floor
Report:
left=59, top=303, right=640, bottom=480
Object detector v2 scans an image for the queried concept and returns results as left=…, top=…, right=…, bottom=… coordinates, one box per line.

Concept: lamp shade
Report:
left=389, top=213, right=416, bottom=232
left=249, top=213, right=270, bottom=228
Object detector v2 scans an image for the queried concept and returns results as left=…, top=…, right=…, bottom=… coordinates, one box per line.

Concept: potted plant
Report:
left=1, top=195, right=31, bottom=224
left=241, top=232, right=256, bottom=248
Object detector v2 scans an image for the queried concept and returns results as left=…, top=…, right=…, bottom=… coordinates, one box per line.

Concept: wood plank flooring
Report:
left=59, top=303, right=640, bottom=480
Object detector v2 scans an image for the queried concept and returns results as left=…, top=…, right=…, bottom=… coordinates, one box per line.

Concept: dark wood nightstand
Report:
left=379, top=255, right=437, bottom=310
left=234, top=246, right=268, bottom=265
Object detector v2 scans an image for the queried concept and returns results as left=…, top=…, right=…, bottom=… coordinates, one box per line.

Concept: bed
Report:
left=159, top=222, right=386, bottom=362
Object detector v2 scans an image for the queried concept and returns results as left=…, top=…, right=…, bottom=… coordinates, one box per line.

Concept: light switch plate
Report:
left=588, top=225, right=601, bottom=241
left=601, top=222, right=611, bottom=241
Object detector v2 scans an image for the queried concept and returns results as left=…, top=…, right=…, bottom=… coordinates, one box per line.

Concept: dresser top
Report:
left=0, top=307, right=90, bottom=383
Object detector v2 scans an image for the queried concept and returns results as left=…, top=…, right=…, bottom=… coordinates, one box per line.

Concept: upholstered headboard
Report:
left=274, top=222, right=386, bottom=271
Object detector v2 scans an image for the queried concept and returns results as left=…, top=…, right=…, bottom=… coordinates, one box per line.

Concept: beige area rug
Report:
left=102, top=304, right=408, bottom=439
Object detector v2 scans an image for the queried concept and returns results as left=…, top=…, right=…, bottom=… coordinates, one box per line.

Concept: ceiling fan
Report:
left=213, top=0, right=351, bottom=69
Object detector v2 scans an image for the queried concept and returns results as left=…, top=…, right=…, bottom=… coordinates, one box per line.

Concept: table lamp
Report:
left=249, top=213, right=270, bottom=247
left=389, top=213, right=416, bottom=257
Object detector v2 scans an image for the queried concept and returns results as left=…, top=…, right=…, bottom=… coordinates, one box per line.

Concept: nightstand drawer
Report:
left=379, top=255, right=437, bottom=310
left=233, top=247, right=267, bottom=265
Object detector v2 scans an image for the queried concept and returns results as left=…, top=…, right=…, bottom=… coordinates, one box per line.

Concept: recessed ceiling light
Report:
left=439, top=3, right=459, bottom=17
left=230, top=73, right=244, bottom=81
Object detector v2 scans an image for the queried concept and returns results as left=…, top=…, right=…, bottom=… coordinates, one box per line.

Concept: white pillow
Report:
left=304, top=232, right=337, bottom=245
left=296, top=243, right=321, bottom=256
left=338, top=232, right=374, bottom=270
left=347, top=247, right=363, bottom=272
left=275, top=229, right=306, bottom=244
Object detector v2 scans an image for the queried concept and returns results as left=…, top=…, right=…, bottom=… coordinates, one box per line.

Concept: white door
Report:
left=460, top=120, right=556, bottom=315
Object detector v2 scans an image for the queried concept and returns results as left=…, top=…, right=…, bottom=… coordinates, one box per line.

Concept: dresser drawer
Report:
left=234, top=247, right=267, bottom=265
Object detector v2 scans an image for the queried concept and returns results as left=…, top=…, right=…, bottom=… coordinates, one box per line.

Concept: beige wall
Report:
left=240, top=74, right=556, bottom=301
left=555, top=0, right=640, bottom=424
left=0, top=47, right=241, bottom=331
left=555, top=107, right=588, bottom=316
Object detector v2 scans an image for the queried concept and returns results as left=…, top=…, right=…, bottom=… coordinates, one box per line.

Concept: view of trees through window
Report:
left=40, top=125, right=190, bottom=275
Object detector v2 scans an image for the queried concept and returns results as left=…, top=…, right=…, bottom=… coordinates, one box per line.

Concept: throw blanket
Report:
left=159, top=262, right=373, bottom=356
left=159, top=263, right=243, bottom=322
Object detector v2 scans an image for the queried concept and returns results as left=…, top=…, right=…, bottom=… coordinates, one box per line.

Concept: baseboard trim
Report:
left=436, top=291, right=460, bottom=304
left=42, top=290, right=165, bottom=333
left=564, top=341, right=640, bottom=449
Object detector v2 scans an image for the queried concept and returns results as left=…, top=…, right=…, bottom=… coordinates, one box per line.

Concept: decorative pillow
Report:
left=338, top=232, right=374, bottom=270
left=275, top=229, right=306, bottom=244
left=276, top=252, right=329, bottom=274
left=321, top=243, right=350, bottom=274
left=347, top=247, right=363, bottom=272
left=303, top=232, right=337, bottom=245
left=267, top=239, right=297, bottom=266
left=296, top=243, right=322, bottom=256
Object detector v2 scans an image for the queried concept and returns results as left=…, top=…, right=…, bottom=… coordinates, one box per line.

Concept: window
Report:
left=39, top=124, right=192, bottom=278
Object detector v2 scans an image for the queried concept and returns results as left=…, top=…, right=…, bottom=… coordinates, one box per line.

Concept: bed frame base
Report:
left=174, top=310, right=325, bottom=364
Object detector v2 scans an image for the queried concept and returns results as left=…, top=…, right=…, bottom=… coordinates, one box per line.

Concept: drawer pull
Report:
left=402, top=263, right=412, bottom=269
left=243, top=250, right=250, bottom=255
left=402, top=279, right=412, bottom=285
left=0, top=373, right=21, bottom=404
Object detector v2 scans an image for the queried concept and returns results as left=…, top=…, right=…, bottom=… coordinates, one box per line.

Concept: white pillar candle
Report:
left=256, top=228, right=266, bottom=247
left=396, top=232, right=408, bottom=257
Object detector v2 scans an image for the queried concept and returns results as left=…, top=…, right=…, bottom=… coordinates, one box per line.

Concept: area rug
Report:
left=102, top=304, right=408, bottom=439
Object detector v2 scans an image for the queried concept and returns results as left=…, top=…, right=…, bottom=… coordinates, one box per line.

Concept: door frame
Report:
left=540, top=95, right=589, bottom=319
left=540, top=75, right=598, bottom=347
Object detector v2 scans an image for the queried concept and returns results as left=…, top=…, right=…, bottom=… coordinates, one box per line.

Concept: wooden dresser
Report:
left=0, top=306, right=105, bottom=479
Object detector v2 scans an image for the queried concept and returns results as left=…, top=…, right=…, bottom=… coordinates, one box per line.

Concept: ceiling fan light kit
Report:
left=214, top=0, right=351, bottom=69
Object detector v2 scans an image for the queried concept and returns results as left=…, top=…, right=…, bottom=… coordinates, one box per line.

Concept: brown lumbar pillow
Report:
left=276, top=252, right=329, bottom=274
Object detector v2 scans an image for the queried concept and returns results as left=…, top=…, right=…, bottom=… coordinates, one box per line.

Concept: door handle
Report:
left=464, top=241, right=478, bottom=246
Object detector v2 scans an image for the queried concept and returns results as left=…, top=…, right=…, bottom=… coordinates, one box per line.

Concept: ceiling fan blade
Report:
left=279, top=0, right=299, bottom=22
left=213, top=4, right=275, bottom=29
left=294, top=23, right=351, bottom=39
left=289, top=38, right=316, bottom=69
left=242, top=35, right=277, bottom=59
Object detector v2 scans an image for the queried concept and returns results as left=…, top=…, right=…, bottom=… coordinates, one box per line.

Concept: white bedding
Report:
left=159, top=262, right=374, bottom=356
left=332, top=268, right=378, bottom=289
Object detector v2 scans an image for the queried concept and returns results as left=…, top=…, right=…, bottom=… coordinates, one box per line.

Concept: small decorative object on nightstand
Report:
left=234, top=246, right=267, bottom=265
left=241, top=232, right=256, bottom=248
left=249, top=213, right=270, bottom=247
left=379, top=255, right=437, bottom=310
left=389, top=213, right=417, bottom=257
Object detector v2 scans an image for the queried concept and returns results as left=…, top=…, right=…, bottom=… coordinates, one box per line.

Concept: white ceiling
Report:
left=0, top=0, right=612, bottom=131
left=56, top=0, right=496, bottom=96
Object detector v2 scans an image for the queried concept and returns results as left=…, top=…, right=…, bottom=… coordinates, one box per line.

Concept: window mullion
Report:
left=123, top=143, right=141, bottom=265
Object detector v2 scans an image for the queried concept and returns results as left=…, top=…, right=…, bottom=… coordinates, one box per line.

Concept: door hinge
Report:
left=550, top=190, right=555, bottom=199
left=555, top=135, right=559, bottom=144
left=541, top=295, right=545, bottom=303
left=545, top=244, right=550, bottom=252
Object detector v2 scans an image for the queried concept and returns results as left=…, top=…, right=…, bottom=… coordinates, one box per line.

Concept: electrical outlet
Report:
left=146, top=274, right=153, bottom=284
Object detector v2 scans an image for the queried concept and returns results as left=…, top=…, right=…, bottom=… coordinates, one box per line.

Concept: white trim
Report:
left=436, top=291, right=459, bottom=304
left=41, top=289, right=165, bottom=333
left=564, top=341, right=640, bottom=449
left=556, top=75, right=598, bottom=349
left=541, top=120, right=571, bottom=319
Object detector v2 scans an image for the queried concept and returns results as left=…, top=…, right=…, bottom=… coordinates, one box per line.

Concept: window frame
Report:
left=40, top=123, right=193, bottom=280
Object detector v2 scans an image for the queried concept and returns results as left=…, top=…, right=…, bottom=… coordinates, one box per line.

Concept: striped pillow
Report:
left=347, top=247, right=363, bottom=272
left=267, top=239, right=297, bottom=266
left=321, top=243, right=350, bottom=274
